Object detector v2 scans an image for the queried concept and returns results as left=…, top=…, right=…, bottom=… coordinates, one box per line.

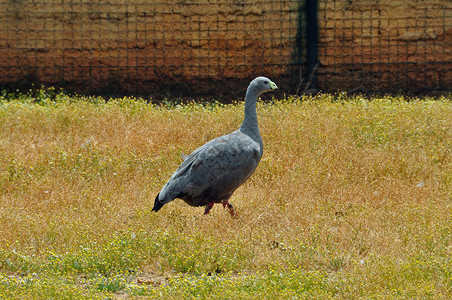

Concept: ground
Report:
left=0, top=90, right=451, bottom=298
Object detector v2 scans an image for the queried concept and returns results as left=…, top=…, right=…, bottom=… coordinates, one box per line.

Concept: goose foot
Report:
left=204, top=202, right=215, bottom=215
left=222, top=200, right=236, bottom=217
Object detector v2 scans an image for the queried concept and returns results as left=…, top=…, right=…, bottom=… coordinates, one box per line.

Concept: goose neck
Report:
left=240, top=87, right=260, bottom=137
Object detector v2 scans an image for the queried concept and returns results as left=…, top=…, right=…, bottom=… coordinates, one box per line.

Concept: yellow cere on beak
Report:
left=270, top=81, right=278, bottom=90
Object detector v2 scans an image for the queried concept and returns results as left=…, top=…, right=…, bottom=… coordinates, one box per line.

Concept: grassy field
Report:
left=0, top=89, right=451, bottom=299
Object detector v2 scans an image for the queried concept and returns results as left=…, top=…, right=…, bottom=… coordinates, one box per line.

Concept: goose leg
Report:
left=204, top=202, right=215, bottom=215
left=222, top=200, right=236, bottom=217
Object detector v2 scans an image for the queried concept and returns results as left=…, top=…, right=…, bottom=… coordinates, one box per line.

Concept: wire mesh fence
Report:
left=317, top=0, right=452, bottom=93
left=0, top=0, right=450, bottom=99
left=0, top=0, right=302, bottom=99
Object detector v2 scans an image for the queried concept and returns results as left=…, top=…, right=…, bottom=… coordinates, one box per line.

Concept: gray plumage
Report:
left=152, top=76, right=278, bottom=215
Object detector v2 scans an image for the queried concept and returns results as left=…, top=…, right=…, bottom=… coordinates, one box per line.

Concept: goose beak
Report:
left=270, top=81, right=278, bottom=90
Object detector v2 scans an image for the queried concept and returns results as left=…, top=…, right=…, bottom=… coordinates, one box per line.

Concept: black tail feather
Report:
left=152, top=193, right=165, bottom=212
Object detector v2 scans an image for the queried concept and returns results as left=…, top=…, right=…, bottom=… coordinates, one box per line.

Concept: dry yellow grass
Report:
left=0, top=91, right=451, bottom=298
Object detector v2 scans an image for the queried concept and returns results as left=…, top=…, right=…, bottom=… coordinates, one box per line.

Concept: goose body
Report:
left=152, top=77, right=278, bottom=215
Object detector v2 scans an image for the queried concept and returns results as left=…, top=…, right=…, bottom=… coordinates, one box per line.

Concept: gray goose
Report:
left=152, top=77, right=278, bottom=215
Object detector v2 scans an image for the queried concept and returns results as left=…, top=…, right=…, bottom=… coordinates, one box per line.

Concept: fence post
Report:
left=306, top=0, right=318, bottom=90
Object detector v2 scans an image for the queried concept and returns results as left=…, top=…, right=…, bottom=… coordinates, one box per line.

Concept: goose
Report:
left=152, top=76, right=278, bottom=215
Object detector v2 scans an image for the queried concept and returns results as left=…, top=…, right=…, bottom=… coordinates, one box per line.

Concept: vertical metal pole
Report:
left=306, top=0, right=318, bottom=90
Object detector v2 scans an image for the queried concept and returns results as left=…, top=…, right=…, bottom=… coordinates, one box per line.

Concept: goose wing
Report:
left=155, top=130, right=262, bottom=208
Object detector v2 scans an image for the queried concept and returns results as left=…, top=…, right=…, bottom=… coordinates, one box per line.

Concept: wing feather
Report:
left=157, top=130, right=262, bottom=206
